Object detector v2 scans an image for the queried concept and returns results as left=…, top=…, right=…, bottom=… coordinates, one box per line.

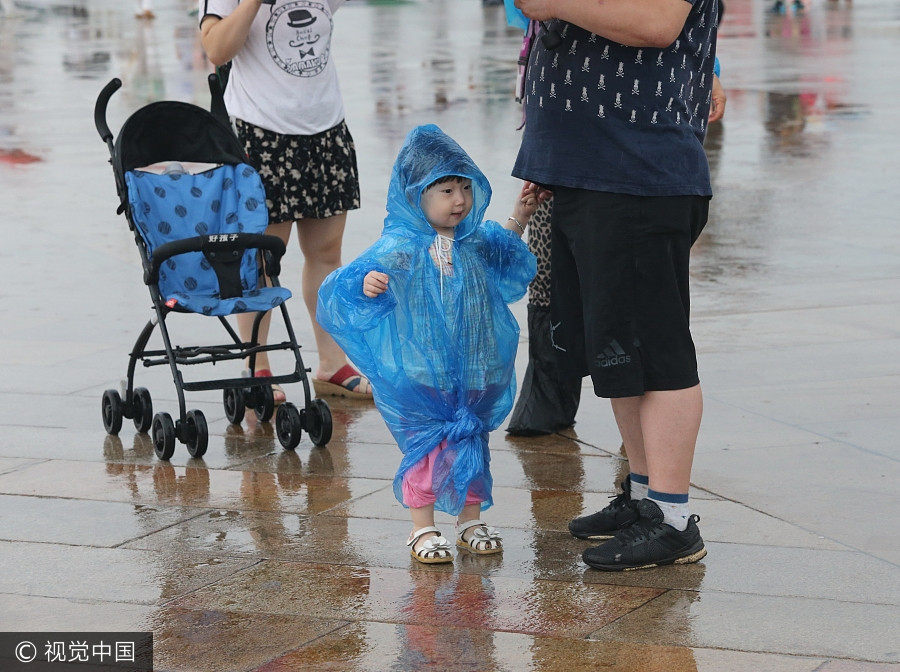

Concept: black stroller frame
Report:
left=95, top=76, right=332, bottom=459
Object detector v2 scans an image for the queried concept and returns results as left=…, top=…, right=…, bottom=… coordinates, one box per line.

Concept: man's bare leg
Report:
left=640, top=384, right=702, bottom=495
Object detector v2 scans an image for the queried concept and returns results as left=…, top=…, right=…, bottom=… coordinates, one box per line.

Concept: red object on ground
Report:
left=0, top=148, right=42, bottom=165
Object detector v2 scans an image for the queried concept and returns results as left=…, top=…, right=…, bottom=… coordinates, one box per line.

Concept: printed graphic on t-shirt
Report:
left=266, top=1, right=332, bottom=77
left=524, top=2, right=718, bottom=136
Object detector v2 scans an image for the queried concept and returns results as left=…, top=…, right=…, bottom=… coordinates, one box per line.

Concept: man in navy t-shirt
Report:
left=513, top=0, right=718, bottom=571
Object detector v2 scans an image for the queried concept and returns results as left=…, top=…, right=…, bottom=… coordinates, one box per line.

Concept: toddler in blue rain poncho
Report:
left=317, top=125, right=545, bottom=563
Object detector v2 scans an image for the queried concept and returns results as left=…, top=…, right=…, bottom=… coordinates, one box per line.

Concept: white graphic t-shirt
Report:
left=200, top=0, right=347, bottom=135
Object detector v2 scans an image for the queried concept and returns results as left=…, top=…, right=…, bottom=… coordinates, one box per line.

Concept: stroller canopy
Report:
left=115, top=101, right=245, bottom=174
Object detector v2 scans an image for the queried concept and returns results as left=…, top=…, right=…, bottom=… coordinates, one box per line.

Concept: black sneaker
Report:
left=568, top=478, right=640, bottom=540
left=582, top=499, right=707, bottom=571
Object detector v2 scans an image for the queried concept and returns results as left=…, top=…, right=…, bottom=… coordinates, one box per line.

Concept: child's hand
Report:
left=363, top=271, right=389, bottom=298
left=512, top=181, right=551, bottom=225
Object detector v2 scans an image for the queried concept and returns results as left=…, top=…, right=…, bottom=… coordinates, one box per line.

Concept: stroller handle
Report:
left=95, top=78, right=122, bottom=143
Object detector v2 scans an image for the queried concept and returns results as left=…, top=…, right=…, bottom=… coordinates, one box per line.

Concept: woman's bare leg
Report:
left=236, top=221, right=293, bottom=401
left=296, top=212, right=357, bottom=381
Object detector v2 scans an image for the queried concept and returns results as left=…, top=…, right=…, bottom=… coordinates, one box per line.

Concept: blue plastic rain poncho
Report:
left=503, top=0, right=529, bottom=30
left=317, top=125, right=536, bottom=515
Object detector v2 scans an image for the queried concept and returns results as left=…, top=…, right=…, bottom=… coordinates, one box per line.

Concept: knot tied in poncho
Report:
left=317, top=124, right=536, bottom=515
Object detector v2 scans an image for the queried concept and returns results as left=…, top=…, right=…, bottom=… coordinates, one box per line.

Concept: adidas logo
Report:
left=596, top=340, right=631, bottom=368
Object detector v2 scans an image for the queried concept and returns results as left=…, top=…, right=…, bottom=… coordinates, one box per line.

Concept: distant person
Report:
left=198, top=0, right=372, bottom=402
left=135, top=0, right=155, bottom=20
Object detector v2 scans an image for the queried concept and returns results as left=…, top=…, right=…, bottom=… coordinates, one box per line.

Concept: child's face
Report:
left=421, top=178, right=473, bottom=233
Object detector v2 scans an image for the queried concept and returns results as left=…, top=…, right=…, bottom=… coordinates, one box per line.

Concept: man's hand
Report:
left=709, top=74, right=727, bottom=123
left=514, top=0, right=555, bottom=22
left=363, top=271, right=389, bottom=298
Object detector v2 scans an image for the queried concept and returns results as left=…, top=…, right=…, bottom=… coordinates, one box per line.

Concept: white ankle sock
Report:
left=648, top=489, right=690, bottom=531
left=629, top=473, right=649, bottom=501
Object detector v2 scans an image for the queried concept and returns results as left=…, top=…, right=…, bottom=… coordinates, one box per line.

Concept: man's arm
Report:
left=515, top=0, right=692, bottom=49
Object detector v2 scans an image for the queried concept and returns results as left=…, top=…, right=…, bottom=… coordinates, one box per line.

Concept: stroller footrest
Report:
left=141, top=341, right=296, bottom=367
left=182, top=372, right=303, bottom=392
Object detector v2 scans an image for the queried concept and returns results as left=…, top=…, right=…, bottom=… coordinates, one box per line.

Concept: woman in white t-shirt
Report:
left=199, top=0, right=372, bottom=401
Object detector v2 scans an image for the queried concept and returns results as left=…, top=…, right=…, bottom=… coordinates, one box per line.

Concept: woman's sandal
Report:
left=313, top=363, right=373, bottom=400
left=456, top=520, right=503, bottom=555
left=407, top=526, right=453, bottom=564
left=250, top=368, right=285, bottom=405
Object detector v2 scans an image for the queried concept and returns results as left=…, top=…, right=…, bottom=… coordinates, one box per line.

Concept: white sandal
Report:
left=407, top=526, right=453, bottom=564
left=456, top=519, right=503, bottom=555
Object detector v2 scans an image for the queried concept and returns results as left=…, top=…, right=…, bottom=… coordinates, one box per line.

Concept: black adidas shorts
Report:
left=549, top=187, right=710, bottom=398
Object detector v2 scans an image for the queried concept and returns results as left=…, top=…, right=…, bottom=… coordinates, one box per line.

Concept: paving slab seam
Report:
left=0, top=422, right=67, bottom=429
left=681, top=483, right=898, bottom=567
left=583, top=588, right=675, bottom=636
left=0, top=537, right=198, bottom=551
left=216, top=451, right=283, bottom=471
left=280, top=614, right=646, bottom=640
left=0, top=453, right=302, bottom=473
left=0, top=490, right=315, bottom=516
left=310, top=482, right=395, bottom=518
left=0, top=458, right=51, bottom=476
left=156, top=559, right=267, bottom=610
left=0, top=589, right=164, bottom=608
left=697, top=536, right=900, bottom=558
left=109, top=508, right=214, bottom=549
left=553, top=432, right=630, bottom=458
left=616, top=640, right=897, bottom=666
left=808, top=659, right=883, bottom=671
left=591, top=635, right=880, bottom=667
left=691, top=483, right=900, bottom=567
left=224, top=543, right=900, bottom=607
left=692, top=299, right=900, bottom=319
left=247, top=620, right=355, bottom=672
left=704, top=391, right=899, bottom=462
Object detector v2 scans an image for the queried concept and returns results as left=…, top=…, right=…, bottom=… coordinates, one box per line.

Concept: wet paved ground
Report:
left=1, top=0, right=899, bottom=669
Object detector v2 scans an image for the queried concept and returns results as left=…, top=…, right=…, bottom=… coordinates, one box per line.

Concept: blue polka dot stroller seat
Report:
left=94, top=76, right=332, bottom=460
left=125, top=164, right=291, bottom=317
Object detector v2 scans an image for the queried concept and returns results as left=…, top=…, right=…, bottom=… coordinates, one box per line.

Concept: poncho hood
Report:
left=384, top=124, right=491, bottom=241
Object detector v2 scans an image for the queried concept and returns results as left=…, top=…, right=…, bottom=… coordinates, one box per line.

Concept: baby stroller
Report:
left=94, top=76, right=332, bottom=460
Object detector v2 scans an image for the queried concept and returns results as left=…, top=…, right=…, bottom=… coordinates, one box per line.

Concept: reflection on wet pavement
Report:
left=1, top=0, right=898, bottom=669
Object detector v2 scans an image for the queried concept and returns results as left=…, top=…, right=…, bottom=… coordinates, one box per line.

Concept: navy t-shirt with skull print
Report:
left=512, top=0, right=719, bottom=197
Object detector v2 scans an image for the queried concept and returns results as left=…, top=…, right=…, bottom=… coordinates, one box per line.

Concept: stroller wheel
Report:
left=223, top=387, right=245, bottom=425
left=275, top=402, right=303, bottom=450
left=132, top=387, right=153, bottom=434
left=253, top=383, right=276, bottom=423
left=305, top=399, right=333, bottom=447
left=151, top=412, right=176, bottom=460
left=184, top=409, right=209, bottom=459
left=101, top=389, right=124, bottom=435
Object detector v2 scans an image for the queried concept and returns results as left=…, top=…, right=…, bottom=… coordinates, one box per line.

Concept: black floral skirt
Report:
left=235, top=118, right=361, bottom=221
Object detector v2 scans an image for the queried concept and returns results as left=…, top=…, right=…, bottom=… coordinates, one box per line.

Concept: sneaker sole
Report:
left=571, top=532, right=616, bottom=541
left=584, top=545, right=707, bottom=572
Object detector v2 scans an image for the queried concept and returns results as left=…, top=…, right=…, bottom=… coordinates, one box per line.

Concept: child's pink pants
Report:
left=401, top=440, right=482, bottom=509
